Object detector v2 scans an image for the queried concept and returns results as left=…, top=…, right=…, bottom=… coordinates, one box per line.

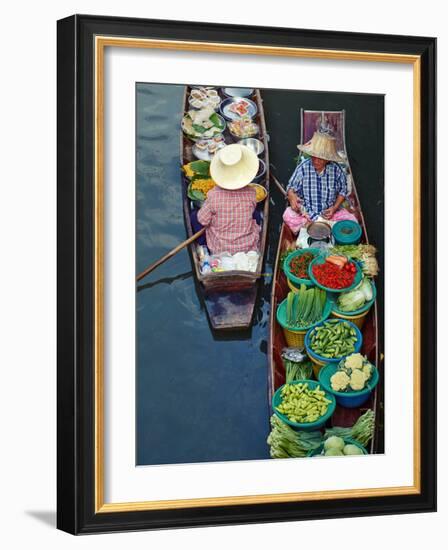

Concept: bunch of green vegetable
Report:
left=330, top=353, right=375, bottom=392
left=337, top=278, right=374, bottom=312
left=329, top=244, right=379, bottom=277
left=284, top=359, right=313, bottom=383
left=267, top=415, right=323, bottom=458
left=282, top=348, right=313, bottom=382
left=321, top=436, right=364, bottom=456
left=309, top=319, right=358, bottom=359
left=276, top=383, right=332, bottom=423
left=324, top=409, right=375, bottom=447
left=286, top=285, right=327, bottom=329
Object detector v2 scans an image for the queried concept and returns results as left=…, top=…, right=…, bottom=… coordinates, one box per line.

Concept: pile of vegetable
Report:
left=308, top=319, right=358, bottom=359
left=267, top=409, right=375, bottom=458
left=288, top=252, right=315, bottom=279
left=312, top=255, right=357, bottom=289
left=324, top=409, right=375, bottom=447
left=321, top=436, right=364, bottom=456
left=267, top=415, right=322, bottom=458
left=285, top=286, right=327, bottom=329
left=183, top=160, right=216, bottom=201
left=280, top=242, right=297, bottom=270
left=336, top=278, right=374, bottom=312
left=330, top=244, right=379, bottom=277
left=330, top=353, right=375, bottom=392
left=282, top=348, right=313, bottom=383
left=182, top=107, right=226, bottom=140
left=275, top=383, right=332, bottom=424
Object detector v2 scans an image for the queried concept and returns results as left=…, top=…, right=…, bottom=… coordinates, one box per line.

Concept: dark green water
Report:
left=136, top=84, right=384, bottom=465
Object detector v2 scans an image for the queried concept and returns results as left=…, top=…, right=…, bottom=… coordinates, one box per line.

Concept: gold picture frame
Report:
left=57, top=15, right=436, bottom=534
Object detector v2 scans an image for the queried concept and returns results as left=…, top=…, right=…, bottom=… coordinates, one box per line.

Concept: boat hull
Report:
left=181, top=87, right=270, bottom=330
left=268, top=110, right=381, bottom=452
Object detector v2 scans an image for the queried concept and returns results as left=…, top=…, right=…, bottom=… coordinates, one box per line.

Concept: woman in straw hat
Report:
left=283, top=131, right=358, bottom=233
left=194, top=143, right=261, bottom=255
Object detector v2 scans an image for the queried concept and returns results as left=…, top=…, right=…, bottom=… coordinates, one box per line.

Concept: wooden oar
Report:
left=136, top=227, right=206, bottom=282
left=270, top=173, right=287, bottom=197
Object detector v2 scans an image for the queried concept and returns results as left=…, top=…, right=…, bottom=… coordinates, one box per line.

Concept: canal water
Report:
left=136, top=84, right=384, bottom=465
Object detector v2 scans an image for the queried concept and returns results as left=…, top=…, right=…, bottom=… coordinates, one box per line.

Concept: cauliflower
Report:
left=362, top=362, right=373, bottom=380
left=330, top=371, right=350, bottom=392
left=345, top=353, right=364, bottom=370
left=349, top=369, right=367, bottom=391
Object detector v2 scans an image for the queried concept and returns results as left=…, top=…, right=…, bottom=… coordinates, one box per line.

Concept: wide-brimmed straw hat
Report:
left=210, top=143, right=259, bottom=190
left=297, top=131, right=344, bottom=163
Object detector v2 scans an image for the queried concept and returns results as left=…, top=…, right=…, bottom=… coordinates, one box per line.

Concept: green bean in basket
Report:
left=309, top=320, right=357, bottom=358
left=276, top=383, right=332, bottom=423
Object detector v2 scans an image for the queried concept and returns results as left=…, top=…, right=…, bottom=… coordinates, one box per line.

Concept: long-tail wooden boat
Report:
left=181, top=87, right=270, bottom=331
left=268, top=109, right=382, bottom=453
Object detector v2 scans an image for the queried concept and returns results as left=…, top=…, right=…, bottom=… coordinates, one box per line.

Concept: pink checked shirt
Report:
left=197, top=186, right=261, bottom=254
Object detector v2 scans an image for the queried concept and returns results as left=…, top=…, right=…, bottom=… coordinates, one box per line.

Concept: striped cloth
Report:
left=197, top=186, right=260, bottom=254
left=287, top=158, right=349, bottom=220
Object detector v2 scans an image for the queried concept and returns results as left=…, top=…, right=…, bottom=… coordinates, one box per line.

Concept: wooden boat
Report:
left=180, top=87, right=270, bottom=331
left=268, top=110, right=382, bottom=453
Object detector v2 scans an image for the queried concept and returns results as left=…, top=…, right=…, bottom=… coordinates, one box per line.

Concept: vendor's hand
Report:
left=322, top=206, right=336, bottom=220
left=287, top=190, right=301, bottom=213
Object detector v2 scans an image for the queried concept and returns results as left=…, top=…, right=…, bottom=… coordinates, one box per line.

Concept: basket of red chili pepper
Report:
left=283, top=248, right=323, bottom=288
left=308, top=254, right=363, bottom=293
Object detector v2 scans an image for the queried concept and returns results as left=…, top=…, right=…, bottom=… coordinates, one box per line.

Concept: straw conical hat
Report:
left=210, top=144, right=259, bottom=190
left=297, top=131, right=344, bottom=163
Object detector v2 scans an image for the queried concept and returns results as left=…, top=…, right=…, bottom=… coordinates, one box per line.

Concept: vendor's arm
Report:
left=197, top=197, right=214, bottom=227
left=322, top=165, right=349, bottom=219
left=322, top=194, right=345, bottom=219
left=286, top=161, right=305, bottom=212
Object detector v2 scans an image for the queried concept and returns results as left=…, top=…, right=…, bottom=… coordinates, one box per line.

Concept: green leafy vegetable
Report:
left=188, top=160, right=211, bottom=176
left=324, top=409, right=375, bottom=447
left=209, top=112, right=225, bottom=128
left=267, top=415, right=322, bottom=458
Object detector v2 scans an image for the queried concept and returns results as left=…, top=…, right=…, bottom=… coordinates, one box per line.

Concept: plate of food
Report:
left=219, top=97, right=258, bottom=121
left=248, top=183, right=267, bottom=203
left=192, top=135, right=226, bottom=160
left=188, top=87, right=221, bottom=110
left=182, top=107, right=226, bottom=141
left=228, top=117, right=259, bottom=139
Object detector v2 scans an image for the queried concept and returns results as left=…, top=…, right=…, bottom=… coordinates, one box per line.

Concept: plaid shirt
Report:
left=287, top=158, right=348, bottom=221
left=197, top=186, right=260, bottom=254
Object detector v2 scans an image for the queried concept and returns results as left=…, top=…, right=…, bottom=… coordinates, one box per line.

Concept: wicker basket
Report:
left=308, top=355, right=327, bottom=379
left=282, top=327, right=307, bottom=348
left=331, top=307, right=371, bottom=329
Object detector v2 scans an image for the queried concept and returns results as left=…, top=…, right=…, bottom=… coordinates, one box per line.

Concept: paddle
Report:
left=270, top=173, right=287, bottom=197
left=136, top=227, right=206, bottom=282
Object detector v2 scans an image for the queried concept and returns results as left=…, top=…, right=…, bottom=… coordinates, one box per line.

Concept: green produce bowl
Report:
left=307, top=437, right=368, bottom=457
left=308, top=256, right=363, bottom=293
left=332, top=280, right=377, bottom=316
left=318, top=362, right=379, bottom=408
left=272, top=380, right=336, bottom=431
left=276, top=294, right=333, bottom=333
left=283, top=248, right=323, bottom=287
left=305, top=319, right=363, bottom=364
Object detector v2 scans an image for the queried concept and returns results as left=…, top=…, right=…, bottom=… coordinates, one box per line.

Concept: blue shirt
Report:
left=287, top=158, right=348, bottom=221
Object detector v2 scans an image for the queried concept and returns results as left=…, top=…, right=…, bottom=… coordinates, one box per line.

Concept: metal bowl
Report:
left=221, top=87, right=254, bottom=98
left=307, top=221, right=332, bottom=240
left=253, top=159, right=266, bottom=182
left=239, top=138, right=264, bottom=156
